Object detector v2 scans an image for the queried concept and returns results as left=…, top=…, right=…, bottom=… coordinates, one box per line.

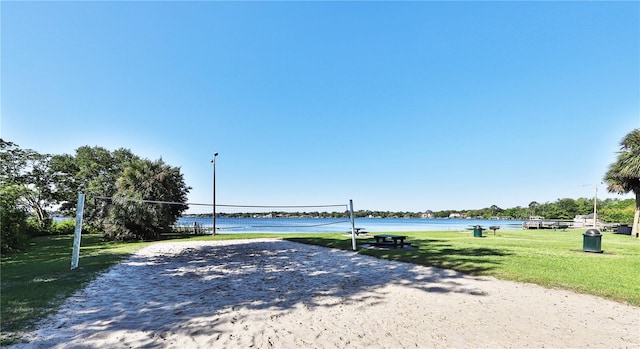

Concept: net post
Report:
left=349, top=199, right=356, bottom=251
left=71, top=193, right=85, bottom=270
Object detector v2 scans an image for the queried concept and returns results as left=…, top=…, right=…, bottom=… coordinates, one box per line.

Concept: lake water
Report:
left=177, top=217, right=524, bottom=234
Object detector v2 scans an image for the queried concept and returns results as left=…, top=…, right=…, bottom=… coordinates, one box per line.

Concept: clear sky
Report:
left=2, top=1, right=638, bottom=212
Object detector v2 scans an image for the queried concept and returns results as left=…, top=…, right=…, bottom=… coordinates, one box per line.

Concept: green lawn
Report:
left=1, top=229, right=638, bottom=345
left=289, top=229, right=640, bottom=305
left=0, top=235, right=151, bottom=345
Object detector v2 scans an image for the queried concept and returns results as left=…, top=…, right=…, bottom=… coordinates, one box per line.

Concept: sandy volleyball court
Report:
left=11, top=239, right=639, bottom=348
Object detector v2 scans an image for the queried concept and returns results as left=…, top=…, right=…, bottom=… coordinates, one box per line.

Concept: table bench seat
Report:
left=371, top=234, right=409, bottom=249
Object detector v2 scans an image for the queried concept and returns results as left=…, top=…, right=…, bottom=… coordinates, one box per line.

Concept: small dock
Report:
left=522, top=220, right=571, bottom=230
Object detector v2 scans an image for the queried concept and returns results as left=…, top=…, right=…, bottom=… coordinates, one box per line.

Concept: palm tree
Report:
left=528, top=201, right=539, bottom=218
left=105, top=158, right=191, bottom=240
left=603, top=128, right=640, bottom=238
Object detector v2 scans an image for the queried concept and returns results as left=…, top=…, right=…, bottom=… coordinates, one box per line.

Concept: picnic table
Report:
left=552, top=223, right=570, bottom=231
left=353, top=227, right=368, bottom=235
left=372, top=234, right=408, bottom=249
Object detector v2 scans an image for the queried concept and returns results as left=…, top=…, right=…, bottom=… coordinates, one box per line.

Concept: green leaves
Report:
left=1, top=140, right=191, bottom=243
left=104, top=158, right=191, bottom=241
left=605, top=129, right=640, bottom=193
left=603, top=128, right=640, bottom=236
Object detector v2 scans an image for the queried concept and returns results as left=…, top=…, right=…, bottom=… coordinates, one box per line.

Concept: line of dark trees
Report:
left=183, top=198, right=636, bottom=222
left=185, top=199, right=636, bottom=222
left=353, top=198, right=636, bottom=222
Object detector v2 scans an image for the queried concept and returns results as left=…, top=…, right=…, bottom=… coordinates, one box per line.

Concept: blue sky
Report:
left=2, top=1, right=638, bottom=212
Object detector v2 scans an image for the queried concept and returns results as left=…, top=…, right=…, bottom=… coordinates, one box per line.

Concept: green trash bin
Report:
left=583, top=229, right=602, bottom=253
left=473, top=225, right=483, bottom=238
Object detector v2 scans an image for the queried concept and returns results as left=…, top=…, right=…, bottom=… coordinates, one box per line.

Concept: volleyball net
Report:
left=71, top=195, right=358, bottom=269
left=88, top=196, right=355, bottom=235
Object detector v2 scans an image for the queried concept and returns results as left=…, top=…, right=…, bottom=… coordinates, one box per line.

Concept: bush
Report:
left=103, top=223, right=150, bottom=241
left=51, top=220, right=76, bottom=235
left=25, top=218, right=48, bottom=236
left=23, top=218, right=79, bottom=236
left=600, top=199, right=635, bottom=223
left=0, top=185, right=29, bottom=253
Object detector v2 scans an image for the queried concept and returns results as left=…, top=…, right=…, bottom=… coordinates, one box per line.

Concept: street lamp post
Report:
left=211, top=152, right=219, bottom=236
left=581, top=184, right=600, bottom=228
left=593, top=185, right=598, bottom=228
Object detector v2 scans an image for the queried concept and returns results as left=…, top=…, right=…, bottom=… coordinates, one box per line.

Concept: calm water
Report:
left=177, top=217, right=524, bottom=234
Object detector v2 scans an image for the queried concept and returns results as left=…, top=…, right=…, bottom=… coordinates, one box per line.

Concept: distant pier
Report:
left=522, top=219, right=571, bottom=230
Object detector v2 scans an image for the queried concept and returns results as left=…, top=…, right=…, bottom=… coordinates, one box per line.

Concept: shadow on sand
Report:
left=20, top=239, right=509, bottom=347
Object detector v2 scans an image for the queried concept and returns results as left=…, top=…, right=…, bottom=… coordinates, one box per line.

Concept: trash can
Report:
left=473, top=225, right=483, bottom=238
left=616, top=224, right=631, bottom=235
left=582, top=229, right=602, bottom=253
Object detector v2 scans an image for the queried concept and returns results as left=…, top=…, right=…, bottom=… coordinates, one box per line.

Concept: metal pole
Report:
left=211, top=152, right=219, bottom=236
left=593, top=186, right=598, bottom=228
left=349, top=199, right=356, bottom=251
left=71, top=193, right=85, bottom=270
left=581, top=184, right=599, bottom=229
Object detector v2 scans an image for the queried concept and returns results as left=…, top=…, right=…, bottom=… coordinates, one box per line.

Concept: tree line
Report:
left=1, top=140, right=191, bottom=252
left=352, top=198, right=635, bottom=222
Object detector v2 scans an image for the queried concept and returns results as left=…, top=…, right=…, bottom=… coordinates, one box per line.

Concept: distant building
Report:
left=574, top=214, right=602, bottom=228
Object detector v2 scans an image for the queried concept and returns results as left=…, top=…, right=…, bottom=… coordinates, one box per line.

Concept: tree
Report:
left=603, top=128, right=640, bottom=238
left=0, top=139, right=57, bottom=228
left=0, top=184, right=30, bottom=252
left=489, top=205, right=503, bottom=216
left=502, top=206, right=525, bottom=219
left=104, top=158, right=191, bottom=240
left=556, top=198, right=578, bottom=219
left=0, top=139, right=27, bottom=181
left=599, top=199, right=635, bottom=224
left=50, top=146, right=140, bottom=229
left=528, top=201, right=539, bottom=217
left=20, top=153, right=58, bottom=228
left=575, top=197, right=594, bottom=216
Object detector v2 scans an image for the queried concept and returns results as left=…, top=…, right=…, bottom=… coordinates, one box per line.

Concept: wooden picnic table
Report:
left=372, top=234, right=408, bottom=249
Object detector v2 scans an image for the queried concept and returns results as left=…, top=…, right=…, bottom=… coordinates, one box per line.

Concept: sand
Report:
left=10, top=239, right=639, bottom=348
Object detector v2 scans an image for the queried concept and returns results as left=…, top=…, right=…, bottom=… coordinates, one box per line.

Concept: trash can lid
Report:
left=584, top=228, right=601, bottom=236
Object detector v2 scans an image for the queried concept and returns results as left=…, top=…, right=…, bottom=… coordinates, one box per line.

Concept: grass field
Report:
left=1, top=229, right=638, bottom=345
left=289, top=229, right=640, bottom=306
left=0, top=235, right=152, bottom=345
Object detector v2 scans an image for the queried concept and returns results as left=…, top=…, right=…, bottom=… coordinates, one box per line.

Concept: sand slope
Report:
left=10, top=239, right=639, bottom=348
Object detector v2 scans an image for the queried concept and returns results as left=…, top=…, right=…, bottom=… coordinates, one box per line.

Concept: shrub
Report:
left=51, top=220, right=76, bottom=235
left=0, top=185, right=29, bottom=253
left=600, top=199, right=635, bottom=224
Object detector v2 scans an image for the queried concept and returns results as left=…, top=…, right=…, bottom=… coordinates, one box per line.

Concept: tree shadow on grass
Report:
left=370, top=242, right=512, bottom=276
left=1, top=237, right=139, bottom=341
left=288, top=237, right=513, bottom=275
left=16, top=239, right=508, bottom=348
